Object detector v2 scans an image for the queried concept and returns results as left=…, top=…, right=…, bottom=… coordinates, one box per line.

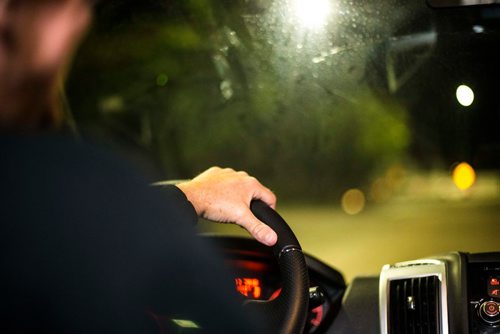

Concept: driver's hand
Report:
left=176, top=167, right=278, bottom=246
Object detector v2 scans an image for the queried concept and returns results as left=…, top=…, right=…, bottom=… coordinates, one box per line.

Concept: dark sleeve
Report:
left=0, top=136, right=260, bottom=334
left=155, top=183, right=199, bottom=225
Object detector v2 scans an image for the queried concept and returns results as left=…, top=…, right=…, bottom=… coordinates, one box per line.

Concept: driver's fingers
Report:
left=239, top=213, right=277, bottom=246
left=252, top=181, right=277, bottom=210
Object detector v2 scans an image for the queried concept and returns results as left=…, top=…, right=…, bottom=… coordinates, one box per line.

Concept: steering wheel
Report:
left=244, top=200, right=310, bottom=334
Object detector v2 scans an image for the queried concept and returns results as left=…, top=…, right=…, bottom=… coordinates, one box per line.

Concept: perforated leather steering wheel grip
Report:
left=244, top=200, right=310, bottom=334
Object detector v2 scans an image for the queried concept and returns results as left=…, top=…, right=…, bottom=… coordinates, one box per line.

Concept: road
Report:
left=198, top=172, right=500, bottom=282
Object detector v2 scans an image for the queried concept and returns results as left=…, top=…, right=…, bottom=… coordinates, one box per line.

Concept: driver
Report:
left=0, top=0, right=276, bottom=332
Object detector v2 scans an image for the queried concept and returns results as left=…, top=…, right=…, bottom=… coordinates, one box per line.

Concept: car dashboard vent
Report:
left=380, top=259, right=448, bottom=334
left=389, top=276, right=440, bottom=334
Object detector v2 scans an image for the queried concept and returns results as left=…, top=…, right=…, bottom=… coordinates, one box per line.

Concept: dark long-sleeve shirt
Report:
left=0, top=135, right=258, bottom=333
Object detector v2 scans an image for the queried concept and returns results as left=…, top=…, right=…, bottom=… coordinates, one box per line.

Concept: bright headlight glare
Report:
left=292, top=0, right=331, bottom=29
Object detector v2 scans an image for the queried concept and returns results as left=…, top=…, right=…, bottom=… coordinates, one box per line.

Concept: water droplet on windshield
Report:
left=220, top=80, right=234, bottom=100
left=312, top=56, right=325, bottom=64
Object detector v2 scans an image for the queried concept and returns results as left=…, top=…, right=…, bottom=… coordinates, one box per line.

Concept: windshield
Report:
left=67, top=0, right=500, bottom=281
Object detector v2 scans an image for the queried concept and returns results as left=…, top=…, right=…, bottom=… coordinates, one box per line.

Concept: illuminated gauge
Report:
left=235, top=278, right=263, bottom=299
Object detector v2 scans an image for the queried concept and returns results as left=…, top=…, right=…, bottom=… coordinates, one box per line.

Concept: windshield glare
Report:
left=67, top=0, right=500, bottom=280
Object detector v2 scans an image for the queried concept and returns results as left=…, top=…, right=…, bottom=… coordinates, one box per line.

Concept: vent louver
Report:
left=389, top=276, right=440, bottom=334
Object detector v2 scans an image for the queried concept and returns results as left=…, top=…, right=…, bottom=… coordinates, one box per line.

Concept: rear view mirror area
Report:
left=428, top=0, right=500, bottom=7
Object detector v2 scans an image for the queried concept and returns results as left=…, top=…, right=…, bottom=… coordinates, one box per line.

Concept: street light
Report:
left=456, top=84, right=474, bottom=107
left=292, top=0, right=331, bottom=30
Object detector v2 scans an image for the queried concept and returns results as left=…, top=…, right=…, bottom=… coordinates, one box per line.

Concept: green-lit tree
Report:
left=67, top=0, right=410, bottom=202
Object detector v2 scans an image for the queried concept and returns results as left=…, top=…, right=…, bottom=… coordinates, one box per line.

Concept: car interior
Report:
left=66, top=0, right=500, bottom=333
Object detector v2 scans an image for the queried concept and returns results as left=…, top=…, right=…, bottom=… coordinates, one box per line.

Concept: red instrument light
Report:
left=235, top=278, right=262, bottom=299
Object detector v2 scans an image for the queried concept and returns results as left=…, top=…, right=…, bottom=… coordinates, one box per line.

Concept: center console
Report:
left=379, top=252, right=500, bottom=334
left=468, top=254, right=500, bottom=333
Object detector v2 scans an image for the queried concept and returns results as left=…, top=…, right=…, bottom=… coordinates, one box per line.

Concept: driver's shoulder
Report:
left=0, top=133, right=196, bottom=232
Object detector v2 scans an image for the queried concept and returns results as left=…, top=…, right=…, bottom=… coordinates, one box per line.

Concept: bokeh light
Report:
left=156, top=73, right=169, bottom=87
left=452, top=162, right=476, bottom=191
left=341, top=189, right=366, bottom=215
left=371, top=177, right=392, bottom=203
left=456, top=84, right=474, bottom=107
left=370, top=165, right=406, bottom=203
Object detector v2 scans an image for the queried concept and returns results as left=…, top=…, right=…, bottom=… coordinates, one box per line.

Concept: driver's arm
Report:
left=176, top=167, right=278, bottom=246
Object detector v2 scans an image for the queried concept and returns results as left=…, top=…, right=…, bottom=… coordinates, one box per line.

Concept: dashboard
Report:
left=378, top=252, right=500, bottom=334
left=204, top=236, right=500, bottom=334
left=467, top=254, right=500, bottom=333
left=205, top=236, right=346, bottom=333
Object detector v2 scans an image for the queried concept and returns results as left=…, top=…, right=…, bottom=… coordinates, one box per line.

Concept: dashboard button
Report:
left=488, top=277, right=500, bottom=298
left=479, top=301, right=500, bottom=325
left=484, top=302, right=499, bottom=317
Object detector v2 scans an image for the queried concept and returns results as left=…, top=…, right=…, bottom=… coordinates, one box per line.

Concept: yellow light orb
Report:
left=452, top=162, right=476, bottom=191
left=341, top=188, right=366, bottom=215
